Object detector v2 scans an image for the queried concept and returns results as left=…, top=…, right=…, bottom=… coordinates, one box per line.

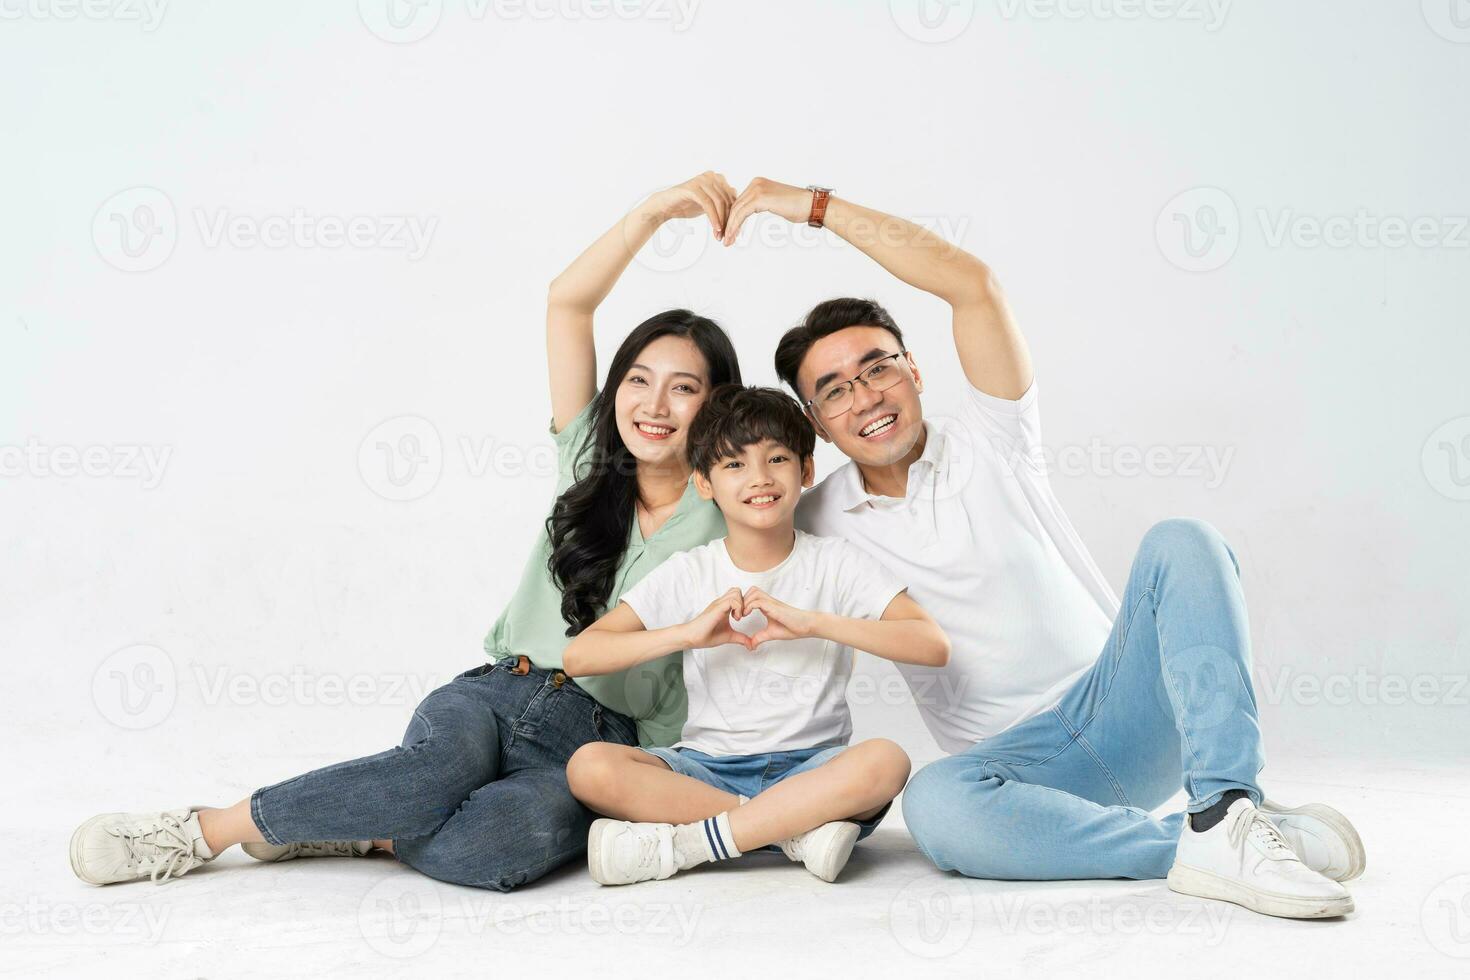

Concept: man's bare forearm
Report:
left=820, top=196, right=993, bottom=306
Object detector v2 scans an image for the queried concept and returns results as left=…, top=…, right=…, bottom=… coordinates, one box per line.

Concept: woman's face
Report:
left=613, top=334, right=712, bottom=470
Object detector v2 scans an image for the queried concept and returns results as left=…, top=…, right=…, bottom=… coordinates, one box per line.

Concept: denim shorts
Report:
left=640, top=744, right=891, bottom=842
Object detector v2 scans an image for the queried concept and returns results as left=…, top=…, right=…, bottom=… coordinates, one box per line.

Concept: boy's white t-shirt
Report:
left=619, top=530, right=906, bottom=757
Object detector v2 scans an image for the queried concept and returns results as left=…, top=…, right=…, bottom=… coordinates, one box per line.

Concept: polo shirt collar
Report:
left=834, top=419, right=945, bottom=512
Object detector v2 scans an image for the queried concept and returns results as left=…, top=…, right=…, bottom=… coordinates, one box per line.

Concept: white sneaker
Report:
left=778, top=821, right=861, bottom=883
left=1260, top=799, right=1365, bottom=882
left=70, top=808, right=216, bottom=885
left=587, top=819, right=692, bottom=886
left=242, top=840, right=373, bottom=862
left=1168, top=799, right=1354, bottom=919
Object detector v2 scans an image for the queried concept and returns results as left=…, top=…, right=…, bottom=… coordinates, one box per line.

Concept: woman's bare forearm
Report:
left=563, top=622, right=691, bottom=678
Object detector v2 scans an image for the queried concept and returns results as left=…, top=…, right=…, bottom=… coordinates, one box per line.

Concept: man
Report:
left=717, top=178, right=1364, bottom=919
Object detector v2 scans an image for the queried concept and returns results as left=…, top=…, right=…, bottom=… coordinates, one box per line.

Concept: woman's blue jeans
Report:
left=250, top=660, right=638, bottom=891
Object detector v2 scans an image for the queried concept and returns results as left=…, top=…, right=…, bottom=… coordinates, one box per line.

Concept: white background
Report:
left=3, top=1, right=1468, bottom=976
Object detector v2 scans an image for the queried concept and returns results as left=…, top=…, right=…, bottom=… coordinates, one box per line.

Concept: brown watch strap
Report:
left=807, top=188, right=831, bottom=228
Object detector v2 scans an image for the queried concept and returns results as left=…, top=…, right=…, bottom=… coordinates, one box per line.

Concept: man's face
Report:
left=795, top=326, right=925, bottom=469
left=695, top=438, right=814, bottom=533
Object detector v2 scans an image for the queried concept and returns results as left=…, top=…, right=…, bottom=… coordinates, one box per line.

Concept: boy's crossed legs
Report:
left=568, top=738, right=908, bottom=884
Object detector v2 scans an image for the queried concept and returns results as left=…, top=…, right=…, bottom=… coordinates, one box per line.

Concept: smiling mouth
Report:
left=858, top=413, right=898, bottom=438
left=742, top=493, right=782, bottom=508
left=634, top=421, right=675, bottom=440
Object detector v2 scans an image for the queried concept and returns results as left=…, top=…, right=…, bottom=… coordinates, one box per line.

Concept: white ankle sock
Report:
left=673, top=811, right=742, bottom=868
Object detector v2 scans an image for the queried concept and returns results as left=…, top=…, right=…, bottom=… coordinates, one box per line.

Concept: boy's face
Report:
left=694, top=438, right=814, bottom=532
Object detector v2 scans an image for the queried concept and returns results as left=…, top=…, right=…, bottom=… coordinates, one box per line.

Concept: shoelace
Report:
left=110, top=813, right=203, bottom=884
left=631, top=825, right=678, bottom=879
left=1226, top=806, right=1296, bottom=860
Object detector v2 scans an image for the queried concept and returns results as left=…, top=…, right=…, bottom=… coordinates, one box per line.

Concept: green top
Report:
left=482, top=397, right=726, bottom=747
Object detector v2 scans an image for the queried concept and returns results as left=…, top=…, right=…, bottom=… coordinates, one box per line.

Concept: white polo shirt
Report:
left=796, top=380, right=1119, bottom=753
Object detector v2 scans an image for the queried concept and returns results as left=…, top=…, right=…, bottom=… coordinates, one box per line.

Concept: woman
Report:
left=69, top=172, right=742, bottom=891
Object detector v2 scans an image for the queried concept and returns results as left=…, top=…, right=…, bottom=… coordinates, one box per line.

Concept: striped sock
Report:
left=673, top=812, right=743, bottom=867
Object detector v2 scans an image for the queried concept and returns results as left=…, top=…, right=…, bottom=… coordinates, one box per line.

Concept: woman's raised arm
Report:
left=546, top=171, right=736, bottom=432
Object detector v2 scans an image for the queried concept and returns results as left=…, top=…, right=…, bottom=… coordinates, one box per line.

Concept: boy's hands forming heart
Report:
left=683, top=588, right=821, bottom=651
left=685, top=588, right=756, bottom=651
left=740, top=587, right=819, bottom=648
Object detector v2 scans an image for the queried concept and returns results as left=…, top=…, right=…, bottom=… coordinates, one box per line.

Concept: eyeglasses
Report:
left=804, top=351, right=911, bottom=420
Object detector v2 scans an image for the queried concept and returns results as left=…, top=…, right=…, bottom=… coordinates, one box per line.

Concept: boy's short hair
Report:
left=774, top=297, right=906, bottom=397
left=685, top=384, right=817, bottom=476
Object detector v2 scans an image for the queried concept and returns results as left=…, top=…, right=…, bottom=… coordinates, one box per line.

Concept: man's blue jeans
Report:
left=902, top=519, right=1265, bottom=880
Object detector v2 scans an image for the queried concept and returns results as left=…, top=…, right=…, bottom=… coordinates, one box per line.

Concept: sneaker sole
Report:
left=1167, top=864, right=1354, bottom=919
left=586, top=818, right=623, bottom=886
left=69, top=813, right=121, bottom=885
left=1263, top=801, right=1366, bottom=882
left=241, top=842, right=290, bottom=862
left=806, top=823, right=861, bottom=883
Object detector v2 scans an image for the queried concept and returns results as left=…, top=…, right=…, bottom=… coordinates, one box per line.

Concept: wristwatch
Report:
left=806, top=185, right=833, bottom=228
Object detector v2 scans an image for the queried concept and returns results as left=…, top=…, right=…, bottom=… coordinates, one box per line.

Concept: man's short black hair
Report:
left=774, top=298, right=906, bottom=398
left=685, top=384, right=817, bottom=476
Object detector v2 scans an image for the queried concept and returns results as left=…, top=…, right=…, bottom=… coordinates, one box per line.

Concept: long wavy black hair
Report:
left=547, top=309, right=741, bottom=636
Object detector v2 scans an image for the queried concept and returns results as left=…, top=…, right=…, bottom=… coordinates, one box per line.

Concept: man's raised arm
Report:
left=723, top=178, right=1034, bottom=400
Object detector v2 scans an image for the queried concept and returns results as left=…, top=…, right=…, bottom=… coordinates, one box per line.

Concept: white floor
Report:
left=14, top=749, right=1469, bottom=978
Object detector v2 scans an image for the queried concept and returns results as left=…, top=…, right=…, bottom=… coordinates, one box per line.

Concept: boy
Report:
left=563, top=384, right=950, bottom=886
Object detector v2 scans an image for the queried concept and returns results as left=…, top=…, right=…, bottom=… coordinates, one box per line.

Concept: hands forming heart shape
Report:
left=649, top=172, right=815, bottom=248
left=687, top=586, right=817, bottom=651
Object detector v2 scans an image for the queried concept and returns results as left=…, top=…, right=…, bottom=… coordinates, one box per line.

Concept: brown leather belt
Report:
left=506, top=654, right=566, bottom=687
